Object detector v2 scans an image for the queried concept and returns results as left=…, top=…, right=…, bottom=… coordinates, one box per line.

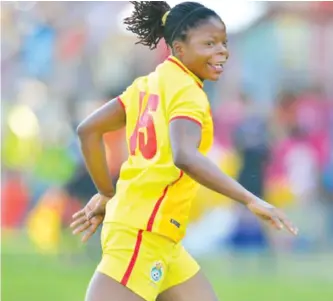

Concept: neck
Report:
left=171, top=54, right=205, bottom=83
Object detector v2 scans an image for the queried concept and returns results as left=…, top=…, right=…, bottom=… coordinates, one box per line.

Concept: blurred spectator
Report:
left=233, top=95, right=270, bottom=198
left=228, top=95, right=270, bottom=253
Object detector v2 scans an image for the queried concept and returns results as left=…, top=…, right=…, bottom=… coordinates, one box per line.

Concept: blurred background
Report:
left=1, top=1, right=333, bottom=301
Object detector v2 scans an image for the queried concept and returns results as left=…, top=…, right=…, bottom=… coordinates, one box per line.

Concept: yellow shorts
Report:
left=97, top=222, right=200, bottom=301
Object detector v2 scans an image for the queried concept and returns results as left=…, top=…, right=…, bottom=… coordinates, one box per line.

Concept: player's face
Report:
left=177, top=17, right=229, bottom=81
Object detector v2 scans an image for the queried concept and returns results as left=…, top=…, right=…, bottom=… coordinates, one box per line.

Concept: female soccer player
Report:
left=71, top=2, right=298, bottom=301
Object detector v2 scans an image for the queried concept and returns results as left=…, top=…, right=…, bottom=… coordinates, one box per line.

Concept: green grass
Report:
left=2, top=233, right=333, bottom=301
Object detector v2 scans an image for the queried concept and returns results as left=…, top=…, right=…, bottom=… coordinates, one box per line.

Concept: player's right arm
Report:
left=71, top=97, right=126, bottom=241
left=168, top=88, right=298, bottom=236
left=77, top=98, right=126, bottom=198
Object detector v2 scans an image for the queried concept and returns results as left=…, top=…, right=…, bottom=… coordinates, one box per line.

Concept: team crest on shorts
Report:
left=150, top=261, right=163, bottom=282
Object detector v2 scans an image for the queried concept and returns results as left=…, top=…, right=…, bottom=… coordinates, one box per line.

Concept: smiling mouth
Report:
left=207, top=63, right=224, bottom=73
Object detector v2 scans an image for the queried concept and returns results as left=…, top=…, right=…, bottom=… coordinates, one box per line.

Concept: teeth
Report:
left=208, top=63, right=224, bottom=71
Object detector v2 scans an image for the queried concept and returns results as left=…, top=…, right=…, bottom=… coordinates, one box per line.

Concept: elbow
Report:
left=76, top=122, right=93, bottom=140
left=172, top=149, right=191, bottom=171
left=76, top=122, right=102, bottom=144
left=76, top=123, right=86, bottom=138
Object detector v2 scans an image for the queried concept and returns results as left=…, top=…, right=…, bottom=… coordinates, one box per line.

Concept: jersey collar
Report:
left=166, top=56, right=204, bottom=89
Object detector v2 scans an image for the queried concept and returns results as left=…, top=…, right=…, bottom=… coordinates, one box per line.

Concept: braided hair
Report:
left=124, top=1, right=222, bottom=50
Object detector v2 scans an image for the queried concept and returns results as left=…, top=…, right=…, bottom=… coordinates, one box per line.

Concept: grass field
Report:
left=2, top=232, right=333, bottom=301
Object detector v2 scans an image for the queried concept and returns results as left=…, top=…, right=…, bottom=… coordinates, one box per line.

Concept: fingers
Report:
left=270, top=216, right=284, bottom=230
left=72, top=220, right=91, bottom=235
left=268, top=217, right=298, bottom=235
left=81, top=224, right=98, bottom=243
left=272, top=209, right=297, bottom=235
left=70, top=208, right=97, bottom=231
left=72, top=209, right=85, bottom=220
left=279, top=217, right=298, bottom=236
left=255, top=206, right=298, bottom=236
left=70, top=215, right=88, bottom=230
left=70, top=206, right=102, bottom=243
left=70, top=210, right=92, bottom=235
left=265, top=209, right=298, bottom=235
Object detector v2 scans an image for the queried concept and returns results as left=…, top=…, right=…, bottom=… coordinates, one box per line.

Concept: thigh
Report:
left=86, top=271, right=145, bottom=301
left=157, top=270, right=219, bottom=301
left=158, top=246, right=218, bottom=301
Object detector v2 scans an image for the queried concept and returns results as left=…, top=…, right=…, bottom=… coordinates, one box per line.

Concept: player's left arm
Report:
left=77, top=98, right=126, bottom=198
left=168, top=88, right=298, bottom=235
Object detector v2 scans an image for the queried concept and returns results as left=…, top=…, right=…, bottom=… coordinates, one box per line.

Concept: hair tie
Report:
left=169, top=7, right=205, bottom=43
left=161, top=11, right=170, bottom=26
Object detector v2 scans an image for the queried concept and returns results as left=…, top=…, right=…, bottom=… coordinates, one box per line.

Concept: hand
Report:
left=70, top=193, right=111, bottom=242
left=247, top=198, right=298, bottom=236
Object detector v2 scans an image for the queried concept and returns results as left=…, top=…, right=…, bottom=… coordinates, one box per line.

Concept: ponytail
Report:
left=124, top=1, right=171, bottom=50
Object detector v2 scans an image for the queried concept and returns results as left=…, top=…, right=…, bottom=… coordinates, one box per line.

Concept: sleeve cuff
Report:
left=117, top=97, right=125, bottom=110
left=169, top=115, right=202, bottom=127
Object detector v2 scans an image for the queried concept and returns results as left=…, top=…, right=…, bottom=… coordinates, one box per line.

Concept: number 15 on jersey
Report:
left=129, top=92, right=160, bottom=160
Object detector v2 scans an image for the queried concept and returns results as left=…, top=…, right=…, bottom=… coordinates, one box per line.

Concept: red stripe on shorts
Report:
left=120, top=229, right=143, bottom=286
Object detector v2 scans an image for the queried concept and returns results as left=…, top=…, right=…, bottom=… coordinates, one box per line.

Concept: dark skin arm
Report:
left=71, top=98, right=126, bottom=242
left=169, top=119, right=298, bottom=235
left=76, top=98, right=126, bottom=198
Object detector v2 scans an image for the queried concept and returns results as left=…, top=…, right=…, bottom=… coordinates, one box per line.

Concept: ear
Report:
left=172, top=40, right=186, bottom=58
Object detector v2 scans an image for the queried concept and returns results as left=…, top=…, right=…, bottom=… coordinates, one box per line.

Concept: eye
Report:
left=205, top=41, right=215, bottom=47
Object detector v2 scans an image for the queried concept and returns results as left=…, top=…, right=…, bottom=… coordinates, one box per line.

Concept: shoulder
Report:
left=167, top=84, right=210, bottom=125
left=119, top=76, right=148, bottom=103
left=127, top=76, right=148, bottom=91
left=172, top=84, right=209, bottom=107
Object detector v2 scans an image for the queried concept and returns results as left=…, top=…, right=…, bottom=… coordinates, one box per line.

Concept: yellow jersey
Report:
left=104, top=56, right=214, bottom=242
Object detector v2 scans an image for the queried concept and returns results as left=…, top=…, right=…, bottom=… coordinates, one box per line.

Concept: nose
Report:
left=216, top=43, right=229, bottom=60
